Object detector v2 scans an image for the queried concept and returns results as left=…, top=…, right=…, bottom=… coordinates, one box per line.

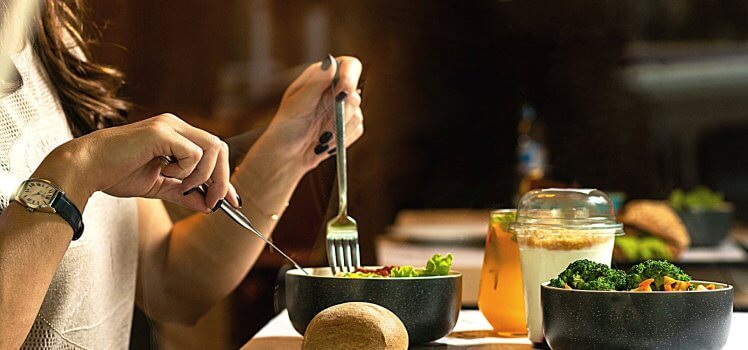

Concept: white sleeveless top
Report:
left=0, top=44, right=139, bottom=349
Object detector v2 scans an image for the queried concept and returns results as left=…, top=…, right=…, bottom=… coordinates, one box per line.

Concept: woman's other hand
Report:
left=259, top=55, right=364, bottom=171
left=36, top=114, right=240, bottom=213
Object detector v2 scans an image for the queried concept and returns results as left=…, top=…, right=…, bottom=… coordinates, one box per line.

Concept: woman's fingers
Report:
left=209, top=142, right=240, bottom=209
left=157, top=130, right=203, bottom=180
left=333, top=56, right=363, bottom=96
left=150, top=113, right=234, bottom=209
left=345, top=106, right=364, bottom=147
left=281, top=55, right=361, bottom=116
left=181, top=146, right=219, bottom=193
left=161, top=178, right=213, bottom=213
left=135, top=158, right=212, bottom=213
left=282, top=56, right=337, bottom=109
left=343, top=91, right=362, bottom=125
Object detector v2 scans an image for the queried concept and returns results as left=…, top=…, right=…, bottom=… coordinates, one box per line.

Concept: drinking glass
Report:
left=477, top=209, right=527, bottom=336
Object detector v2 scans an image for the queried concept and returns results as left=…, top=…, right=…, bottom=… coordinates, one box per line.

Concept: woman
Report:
left=0, top=1, right=363, bottom=348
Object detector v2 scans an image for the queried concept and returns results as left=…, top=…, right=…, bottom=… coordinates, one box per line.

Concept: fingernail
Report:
left=328, top=147, right=337, bottom=155
left=236, top=194, right=243, bottom=208
left=314, top=144, right=329, bottom=155
left=321, top=54, right=333, bottom=71
left=183, top=187, right=198, bottom=196
left=319, top=131, right=333, bottom=144
left=335, top=91, right=348, bottom=102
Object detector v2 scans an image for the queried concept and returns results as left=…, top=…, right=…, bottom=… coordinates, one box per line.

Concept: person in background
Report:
left=0, top=0, right=364, bottom=348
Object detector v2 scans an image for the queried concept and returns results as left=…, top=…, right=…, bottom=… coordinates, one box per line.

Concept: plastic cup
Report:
left=511, top=188, right=624, bottom=346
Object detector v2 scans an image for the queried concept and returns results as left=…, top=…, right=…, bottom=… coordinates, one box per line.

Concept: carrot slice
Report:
left=630, top=278, right=655, bottom=292
left=680, top=281, right=692, bottom=291
left=563, top=283, right=572, bottom=290
left=706, top=284, right=716, bottom=290
left=638, top=278, right=655, bottom=289
left=664, top=283, right=672, bottom=291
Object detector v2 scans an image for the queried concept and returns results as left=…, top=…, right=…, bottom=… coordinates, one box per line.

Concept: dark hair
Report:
left=32, top=0, right=130, bottom=137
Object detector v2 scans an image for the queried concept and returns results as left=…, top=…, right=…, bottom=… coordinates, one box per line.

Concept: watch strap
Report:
left=51, top=192, right=84, bottom=240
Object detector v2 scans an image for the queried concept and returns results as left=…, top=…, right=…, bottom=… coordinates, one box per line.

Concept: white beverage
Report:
left=518, top=235, right=615, bottom=344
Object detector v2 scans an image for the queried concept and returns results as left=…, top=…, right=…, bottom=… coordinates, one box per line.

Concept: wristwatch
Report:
left=13, top=178, right=84, bottom=240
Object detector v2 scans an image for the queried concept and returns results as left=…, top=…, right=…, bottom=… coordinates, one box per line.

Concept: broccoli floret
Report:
left=551, top=259, right=627, bottom=291
left=627, top=260, right=691, bottom=291
left=583, top=279, right=618, bottom=291
left=549, top=278, right=566, bottom=289
left=600, top=268, right=628, bottom=290
left=575, top=268, right=627, bottom=291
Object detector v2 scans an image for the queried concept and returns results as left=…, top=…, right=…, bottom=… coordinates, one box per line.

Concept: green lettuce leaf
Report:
left=390, top=265, right=420, bottom=277
left=390, top=253, right=453, bottom=277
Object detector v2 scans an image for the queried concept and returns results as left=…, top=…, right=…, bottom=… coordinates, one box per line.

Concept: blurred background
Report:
left=83, top=0, right=748, bottom=348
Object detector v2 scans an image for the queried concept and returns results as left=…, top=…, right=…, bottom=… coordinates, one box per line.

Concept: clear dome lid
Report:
left=513, top=188, right=624, bottom=235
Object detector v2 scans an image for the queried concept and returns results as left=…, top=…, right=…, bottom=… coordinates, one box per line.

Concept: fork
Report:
left=326, top=81, right=361, bottom=275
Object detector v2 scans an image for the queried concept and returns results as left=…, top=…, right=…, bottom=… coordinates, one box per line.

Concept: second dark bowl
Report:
left=542, top=281, right=733, bottom=350
left=676, top=208, right=733, bottom=246
left=285, top=267, right=462, bottom=344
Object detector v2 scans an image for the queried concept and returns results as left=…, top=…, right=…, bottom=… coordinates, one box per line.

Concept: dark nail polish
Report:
left=335, top=91, right=348, bottom=102
left=236, top=194, right=243, bottom=208
left=183, top=187, right=198, bottom=196
left=319, top=131, right=333, bottom=144
left=314, top=144, right=329, bottom=155
left=321, top=55, right=333, bottom=71
left=328, top=147, right=337, bottom=155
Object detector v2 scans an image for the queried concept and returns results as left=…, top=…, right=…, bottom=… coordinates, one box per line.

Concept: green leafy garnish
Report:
left=669, top=186, right=724, bottom=211
left=490, top=211, right=517, bottom=242
left=390, top=253, right=453, bottom=277
left=615, top=235, right=672, bottom=261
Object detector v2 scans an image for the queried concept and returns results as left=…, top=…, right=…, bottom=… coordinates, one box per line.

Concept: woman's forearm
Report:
left=146, top=128, right=311, bottom=322
left=0, top=150, right=93, bottom=348
left=224, top=126, right=268, bottom=170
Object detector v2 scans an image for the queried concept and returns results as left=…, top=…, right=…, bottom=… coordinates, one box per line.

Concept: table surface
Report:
left=242, top=309, right=748, bottom=350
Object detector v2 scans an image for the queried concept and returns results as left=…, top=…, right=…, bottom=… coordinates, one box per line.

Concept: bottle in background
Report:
left=516, top=104, right=548, bottom=198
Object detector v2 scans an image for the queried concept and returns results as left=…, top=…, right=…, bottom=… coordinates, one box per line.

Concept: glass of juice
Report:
left=512, top=189, right=623, bottom=346
left=478, top=209, right=527, bottom=336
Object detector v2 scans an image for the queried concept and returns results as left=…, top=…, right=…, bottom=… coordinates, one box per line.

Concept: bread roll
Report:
left=618, top=200, right=690, bottom=256
left=302, top=302, right=408, bottom=350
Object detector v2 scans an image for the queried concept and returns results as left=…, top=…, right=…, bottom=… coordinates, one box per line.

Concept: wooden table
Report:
left=242, top=309, right=748, bottom=349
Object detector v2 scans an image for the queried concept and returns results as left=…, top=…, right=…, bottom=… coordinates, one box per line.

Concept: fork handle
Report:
left=334, top=92, right=348, bottom=219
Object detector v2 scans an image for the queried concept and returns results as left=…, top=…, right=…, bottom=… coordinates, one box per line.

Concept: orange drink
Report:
left=478, top=209, right=527, bottom=336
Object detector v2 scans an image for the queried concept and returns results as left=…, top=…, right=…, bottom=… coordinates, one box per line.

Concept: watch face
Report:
left=19, top=180, right=57, bottom=208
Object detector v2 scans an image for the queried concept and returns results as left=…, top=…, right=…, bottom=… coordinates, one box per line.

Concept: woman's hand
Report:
left=36, top=114, right=240, bottom=213
left=258, top=55, right=364, bottom=171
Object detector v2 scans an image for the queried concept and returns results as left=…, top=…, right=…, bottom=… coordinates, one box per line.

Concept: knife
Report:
left=159, top=155, right=308, bottom=275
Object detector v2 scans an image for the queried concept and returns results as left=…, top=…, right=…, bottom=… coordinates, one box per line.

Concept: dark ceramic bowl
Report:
left=285, top=267, right=462, bottom=344
left=541, top=281, right=733, bottom=350
left=676, top=208, right=733, bottom=246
